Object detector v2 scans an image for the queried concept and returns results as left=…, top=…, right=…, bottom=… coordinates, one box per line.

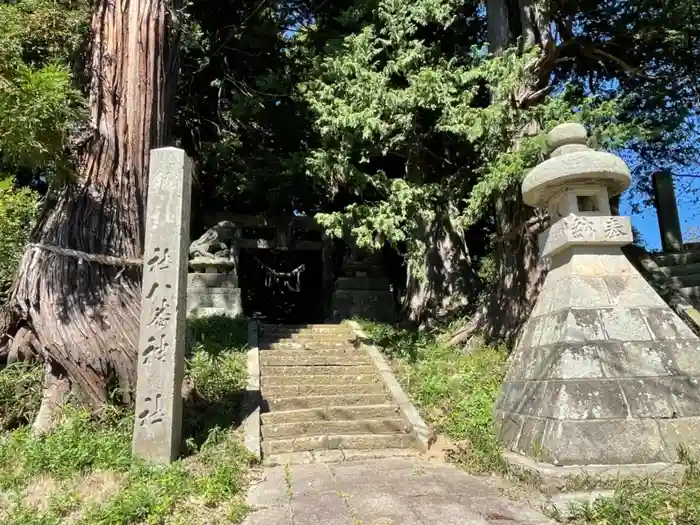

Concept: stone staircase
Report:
left=257, top=323, right=417, bottom=465
left=626, top=243, right=700, bottom=333
left=651, top=244, right=700, bottom=307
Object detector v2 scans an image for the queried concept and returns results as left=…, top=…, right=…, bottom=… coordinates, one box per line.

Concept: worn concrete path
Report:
left=243, top=456, right=555, bottom=525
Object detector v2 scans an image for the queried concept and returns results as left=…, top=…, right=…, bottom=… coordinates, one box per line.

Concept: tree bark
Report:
left=449, top=0, right=554, bottom=348
left=2, top=0, right=181, bottom=431
left=403, top=203, right=481, bottom=326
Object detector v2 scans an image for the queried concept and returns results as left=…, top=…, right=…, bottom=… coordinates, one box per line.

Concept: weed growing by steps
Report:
left=359, top=320, right=508, bottom=473
left=552, top=451, right=700, bottom=524
left=0, top=315, right=254, bottom=525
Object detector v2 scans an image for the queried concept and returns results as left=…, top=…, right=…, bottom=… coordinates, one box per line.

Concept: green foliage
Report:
left=360, top=320, right=508, bottom=473
left=188, top=315, right=248, bottom=358
left=176, top=0, right=324, bottom=219
left=184, top=316, right=249, bottom=449
left=0, top=184, right=39, bottom=298
left=0, top=408, right=133, bottom=490
left=0, top=362, right=43, bottom=430
left=554, top=450, right=700, bottom=524
left=298, top=0, right=668, bottom=282
left=0, top=316, right=253, bottom=525
left=0, top=0, right=88, bottom=178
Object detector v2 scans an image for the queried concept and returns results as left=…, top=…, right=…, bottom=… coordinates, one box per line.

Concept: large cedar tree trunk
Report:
left=450, top=0, right=555, bottom=348
left=403, top=203, right=481, bottom=326
left=1, top=0, right=181, bottom=431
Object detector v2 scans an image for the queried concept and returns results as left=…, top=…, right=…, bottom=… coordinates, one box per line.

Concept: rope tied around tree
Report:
left=28, top=243, right=143, bottom=267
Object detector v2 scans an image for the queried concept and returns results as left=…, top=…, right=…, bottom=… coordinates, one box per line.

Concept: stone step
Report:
left=261, top=419, right=408, bottom=439
left=260, top=331, right=354, bottom=340
left=262, top=374, right=382, bottom=386
left=263, top=382, right=385, bottom=397
left=261, top=365, right=376, bottom=377
left=263, top=448, right=418, bottom=467
left=657, top=261, right=700, bottom=277
left=261, top=404, right=401, bottom=425
left=260, top=324, right=349, bottom=335
left=260, top=334, right=354, bottom=344
left=659, top=273, right=700, bottom=289
left=261, top=433, right=415, bottom=455
left=678, top=285, right=700, bottom=302
left=259, top=341, right=355, bottom=351
left=258, top=328, right=356, bottom=342
left=653, top=250, right=700, bottom=267
left=260, top=348, right=365, bottom=358
left=260, top=352, right=372, bottom=366
left=334, top=276, right=391, bottom=291
left=266, top=393, right=388, bottom=411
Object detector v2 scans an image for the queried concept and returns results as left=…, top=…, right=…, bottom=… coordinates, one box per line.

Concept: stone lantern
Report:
left=522, top=122, right=633, bottom=259
left=494, top=122, right=700, bottom=479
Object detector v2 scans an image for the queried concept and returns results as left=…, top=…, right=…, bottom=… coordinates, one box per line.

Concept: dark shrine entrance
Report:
left=201, top=214, right=333, bottom=324
left=240, top=248, right=325, bottom=323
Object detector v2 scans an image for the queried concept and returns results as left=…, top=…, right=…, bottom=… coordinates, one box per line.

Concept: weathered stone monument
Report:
left=133, top=148, right=192, bottom=463
left=187, top=221, right=242, bottom=318
left=495, top=123, right=700, bottom=478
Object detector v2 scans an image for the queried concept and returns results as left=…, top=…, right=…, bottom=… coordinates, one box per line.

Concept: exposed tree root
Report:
left=32, top=361, right=72, bottom=435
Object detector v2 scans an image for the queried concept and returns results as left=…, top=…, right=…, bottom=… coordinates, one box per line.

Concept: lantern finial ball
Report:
left=521, top=122, right=631, bottom=209
left=547, top=122, right=588, bottom=156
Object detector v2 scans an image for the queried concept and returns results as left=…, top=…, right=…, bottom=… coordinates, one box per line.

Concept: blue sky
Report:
left=621, top=177, right=700, bottom=251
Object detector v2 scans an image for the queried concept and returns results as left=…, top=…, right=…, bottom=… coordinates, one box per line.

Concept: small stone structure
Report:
left=133, top=148, right=192, bottom=463
left=495, top=123, right=700, bottom=469
left=187, top=221, right=242, bottom=318
left=331, top=248, right=396, bottom=322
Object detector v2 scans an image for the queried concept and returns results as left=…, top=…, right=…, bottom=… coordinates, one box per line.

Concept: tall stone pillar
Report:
left=652, top=170, right=684, bottom=253
left=133, top=148, right=192, bottom=463
left=495, top=123, right=700, bottom=473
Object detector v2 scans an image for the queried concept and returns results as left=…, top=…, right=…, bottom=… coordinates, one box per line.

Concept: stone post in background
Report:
left=495, top=123, right=700, bottom=477
left=133, top=148, right=192, bottom=463
left=652, top=169, right=684, bottom=253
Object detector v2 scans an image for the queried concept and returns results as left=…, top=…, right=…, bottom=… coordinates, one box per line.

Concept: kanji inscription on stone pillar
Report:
left=132, top=148, right=192, bottom=463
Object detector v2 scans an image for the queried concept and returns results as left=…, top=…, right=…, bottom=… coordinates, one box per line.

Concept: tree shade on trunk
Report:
left=450, top=0, right=554, bottom=348
left=1, top=0, right=181, bottom=432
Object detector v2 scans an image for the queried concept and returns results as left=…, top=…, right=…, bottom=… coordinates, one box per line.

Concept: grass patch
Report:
left=553, top=451, right=700, bottom=524
left=0, top=361, right=43, bottom=430
left=360, top=320, right=508, bottom=473
left=0, top=315, right=254, bottom=525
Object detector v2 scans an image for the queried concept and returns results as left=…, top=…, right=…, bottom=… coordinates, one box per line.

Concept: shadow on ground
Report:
left=181, top=315, right=251, bottom=452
